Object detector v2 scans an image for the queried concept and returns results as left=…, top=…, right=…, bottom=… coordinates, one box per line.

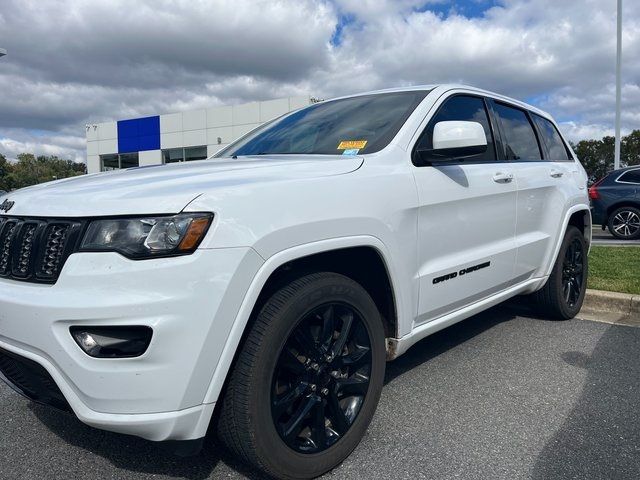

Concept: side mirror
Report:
left=416, top=121, right=487, bottom=164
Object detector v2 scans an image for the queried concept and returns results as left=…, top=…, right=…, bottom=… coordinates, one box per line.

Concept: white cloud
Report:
left=0, top=0, right=638, bottom=162
left=0, top=134, right=85, bottom=163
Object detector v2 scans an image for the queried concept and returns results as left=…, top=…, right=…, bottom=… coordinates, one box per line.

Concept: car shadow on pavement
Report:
left=27, top=302, right=521, bottom=480
left=531, top=322, right=640, bottom=480
left=384, top=303, right=517, bottom=385
left=29, top=403, right=270, bottom=480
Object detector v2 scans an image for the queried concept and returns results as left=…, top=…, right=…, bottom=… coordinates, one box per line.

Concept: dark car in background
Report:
left=589, top=166, right=640, bottom=240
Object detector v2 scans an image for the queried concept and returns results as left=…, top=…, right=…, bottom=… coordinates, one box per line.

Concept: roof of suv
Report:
left=328, top=84, right=553, bottom=121
left=610, top=165, right=640, bottom=174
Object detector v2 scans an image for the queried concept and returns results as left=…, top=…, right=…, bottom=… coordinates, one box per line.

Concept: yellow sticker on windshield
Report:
left=338, top=140, right=367, bottom=150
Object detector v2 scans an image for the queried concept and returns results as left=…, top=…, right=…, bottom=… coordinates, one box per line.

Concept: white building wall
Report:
left=139, top=150, right=162, bottom=166
left=86, top=95, right=311, bottom=174
left=87, top=155, right=100, bottom=174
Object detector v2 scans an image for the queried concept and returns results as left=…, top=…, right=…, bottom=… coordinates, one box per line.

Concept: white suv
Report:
left=0, top=85, right=590, bottom=479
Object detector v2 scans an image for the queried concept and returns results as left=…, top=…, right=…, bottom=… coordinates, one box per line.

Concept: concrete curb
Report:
left=579, top=289, right=640, bottom=326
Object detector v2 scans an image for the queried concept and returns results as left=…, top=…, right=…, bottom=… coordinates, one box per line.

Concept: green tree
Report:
left=574, top=129, right=640, bottom=184
left=622, top=130, right=640, bottom=167
left=0, top=153, right=86, bottom=191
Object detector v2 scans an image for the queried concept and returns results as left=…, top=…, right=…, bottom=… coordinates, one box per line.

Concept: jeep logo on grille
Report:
left=0, top=199, right=15, bottom=213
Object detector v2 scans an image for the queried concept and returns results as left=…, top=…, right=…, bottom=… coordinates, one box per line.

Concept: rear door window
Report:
left=493, top=102, right=542, bottom=161
left=617, top=169, right=640, bottom=184
left=532, top=114, right=571, bottom=161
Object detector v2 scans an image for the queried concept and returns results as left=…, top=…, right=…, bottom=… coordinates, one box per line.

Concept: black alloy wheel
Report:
left=562, top=237, right=585, bottom=308
left=271, top=302, right=372, bottom=453
left=532, top=225, right=588, bottom=320
left=216, top=272, right=386, bottom=480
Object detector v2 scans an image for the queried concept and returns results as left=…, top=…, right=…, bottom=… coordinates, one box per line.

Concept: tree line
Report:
left=572, top=130, right=640, bottom=184
left=0, top=130, right=639, bottom=192
left=0, top=153, right=86, bottom=192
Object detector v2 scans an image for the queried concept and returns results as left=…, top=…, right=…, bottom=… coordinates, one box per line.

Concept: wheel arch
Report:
left=606, top=200, right=640, bottom=218
left=568, top=208, right=592, bottom=245
left=542, top=205, right=592, bottom=278
left=202, top=236, right=404, bottom=406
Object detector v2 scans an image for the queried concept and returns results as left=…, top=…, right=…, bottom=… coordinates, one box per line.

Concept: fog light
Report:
left=70, top=326, right=152, bottom=358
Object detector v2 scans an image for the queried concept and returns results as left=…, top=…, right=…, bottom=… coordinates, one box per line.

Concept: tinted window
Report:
left=100, top=154, right=119, bottom=171
left=100, top=153, right=139, bottom=171
left=119, top=153, right=139, bottom=169
left=494, top=103, right=542, bottom=161
left=532, top=114, right=570, bottom=160
left=415, top=95, right=495, bottom=161
left=618, top=169, right=640, bottom=184
left=185, top=146, right=208, bottom=162
left=163, top=146, right=208, bottom=163
left=218, top=91, right=428, bottom=157
left=163, top=148, right=183, bottom=164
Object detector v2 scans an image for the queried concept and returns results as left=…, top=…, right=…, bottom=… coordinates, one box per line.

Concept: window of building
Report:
left=414, top=95, right=496, bottom=162
left=617, top=169, right=640, bottom=184
left=100, top=153, right=139, bottom=171
left=531, top=114, right=571, bottom=161
left=162, top=146, right=208, bottom=164
left=493, top=103, right=542, bottom=161
left=162, top=148, right=183, bottom=164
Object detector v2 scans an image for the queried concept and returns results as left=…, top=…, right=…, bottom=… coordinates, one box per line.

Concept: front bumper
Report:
left=0, top=247, right=263, bottom=441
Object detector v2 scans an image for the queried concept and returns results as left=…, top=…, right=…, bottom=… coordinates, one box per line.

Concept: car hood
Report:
left=1, top=155, right=364, bottom=218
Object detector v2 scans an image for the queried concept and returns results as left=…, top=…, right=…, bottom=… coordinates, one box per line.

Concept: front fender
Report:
left=200, top=235, right=408, bottom=405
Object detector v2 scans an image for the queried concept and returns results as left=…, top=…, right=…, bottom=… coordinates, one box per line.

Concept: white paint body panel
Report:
left=0, top=85, right=589, bottom=442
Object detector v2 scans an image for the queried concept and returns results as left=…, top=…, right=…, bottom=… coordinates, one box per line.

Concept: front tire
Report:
left=532, top=225, right=588, bottom=320
left=217, top=272, right=386, bottom=479
left=608, top=206, right=640, bottom=240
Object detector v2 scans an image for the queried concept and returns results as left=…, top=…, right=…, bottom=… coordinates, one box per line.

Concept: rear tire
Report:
left=607, top=206, right=640, bottom=240
left=532, top=226, right=588, bottom=320
left=217, top=272, right=386, bottom=479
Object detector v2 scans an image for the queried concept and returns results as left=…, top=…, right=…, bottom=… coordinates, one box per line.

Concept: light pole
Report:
left=614, top=0, right=622, bottom=171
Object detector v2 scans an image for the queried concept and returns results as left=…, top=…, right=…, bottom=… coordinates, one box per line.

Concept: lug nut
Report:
left=311, top=362, right=319, bottom=371
left=321, top=388, right=329, bottom=396
left=310, top=384, right=317, bottom=392
left=330, top=370, right=340, bottom=378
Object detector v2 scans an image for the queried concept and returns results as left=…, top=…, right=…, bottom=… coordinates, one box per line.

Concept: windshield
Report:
left=216, top=91, right=429, bottom=158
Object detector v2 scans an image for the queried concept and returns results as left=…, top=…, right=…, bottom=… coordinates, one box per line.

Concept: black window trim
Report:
left=615, top=168, right=640, bottom=185
left=411, top=93, right=503, bottom=167
left=529, top=112, right=575, bottom=163
left=489, top=99, right=545, bottom=163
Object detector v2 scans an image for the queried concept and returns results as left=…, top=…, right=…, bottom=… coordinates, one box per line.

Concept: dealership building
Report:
left=85, top=96, right=313, bottom=174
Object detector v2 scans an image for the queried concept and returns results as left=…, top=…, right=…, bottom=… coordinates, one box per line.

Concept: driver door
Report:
left=411, top=94, right=519, bottom=325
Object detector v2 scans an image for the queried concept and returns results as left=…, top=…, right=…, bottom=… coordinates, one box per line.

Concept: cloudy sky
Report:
left=0, top=0, right=638, bottom=162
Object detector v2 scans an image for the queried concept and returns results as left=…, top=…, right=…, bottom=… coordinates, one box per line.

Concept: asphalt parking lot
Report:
left=1, top=304, right=639, bottom=480
left=591, top=226, right=640, bottom=246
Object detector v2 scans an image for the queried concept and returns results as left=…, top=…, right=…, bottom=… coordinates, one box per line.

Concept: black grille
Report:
left=0, top=216, right=83, bottom=284
left=0, top=348, right=71, bottom=412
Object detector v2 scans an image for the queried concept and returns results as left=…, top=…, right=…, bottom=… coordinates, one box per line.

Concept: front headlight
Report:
left=80, top=213, right=213, bottom=259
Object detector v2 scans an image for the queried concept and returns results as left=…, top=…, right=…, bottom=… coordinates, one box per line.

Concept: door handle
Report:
left=550, top=169, right=564, bottom=178
left=493, top=172, right=514, bottom=183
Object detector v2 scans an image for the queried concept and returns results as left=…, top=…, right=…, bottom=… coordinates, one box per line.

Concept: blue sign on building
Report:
left=117, top=116, right=160, bottom=153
